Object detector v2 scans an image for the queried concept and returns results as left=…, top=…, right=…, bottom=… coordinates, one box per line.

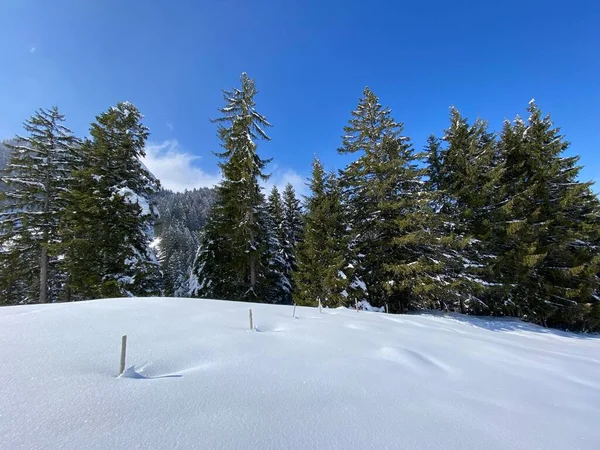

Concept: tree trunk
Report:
left=39, top=246, right=48, bottom=303
left=65, top=275, right=72, bottom=302
left=39, top=133, right=52, bottom=304
left=249, top=209, right=256, bottom=289
left=250, top=255, right=256, bottom=288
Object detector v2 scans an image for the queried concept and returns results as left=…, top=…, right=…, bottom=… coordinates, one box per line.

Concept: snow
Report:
left=114, top=186, right=151, bottom=216
left=357, top=299, right=384, bottom=312
left=350, top=278, right=367, bottom=291
left=149, top=237, right=161, bottom=249
left=1, top=298, right=599, bottom=450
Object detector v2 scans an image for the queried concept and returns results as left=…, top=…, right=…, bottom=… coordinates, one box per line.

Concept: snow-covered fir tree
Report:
left=293, top=158, right=349, bottom=307
left=265, top=186, right=291, bottom=303
left=189, top=73, right=274, bottom=301
left=153, top=188, right=216, bottom=296
left=337, top=88, right=464, bottom=312
left=58, top=102, right=161, bottom=299
left=337, top=87, right=407, bottom=307
left=262, top=190, right=290, bottom=303
left=493, top=101, right=600, bottom=328
left=0, top=108, right=78, bottom=304
left=431, top=109, right=503, bottom=313
left=281, top=183, right=303, bottom=292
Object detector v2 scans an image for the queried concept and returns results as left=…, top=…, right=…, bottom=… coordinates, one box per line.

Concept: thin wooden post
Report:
left=318, top=299, right=322, bottom=314
left=293, top=303, right=296, bottom=318
left=385, top=303, right=389, bottom=314
left=119, top=335, right=127, bottom=376
left=249, top=308, right=254, bottom=330
left=355, top=299, right=359, bottom=312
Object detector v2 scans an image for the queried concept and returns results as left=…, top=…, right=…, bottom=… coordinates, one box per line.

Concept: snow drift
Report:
left=1, top=297, right=599, bottom=449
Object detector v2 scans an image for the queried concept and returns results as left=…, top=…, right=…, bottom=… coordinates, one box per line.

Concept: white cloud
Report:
left=166, top=122, right=173, bottom=131
left=263, top=165, right=308, bottom=197
left=142, top=140, right=307, bottom=197
left=29, top=46, right=36, bottom=53
left=142, top=140, right=221, bottom=192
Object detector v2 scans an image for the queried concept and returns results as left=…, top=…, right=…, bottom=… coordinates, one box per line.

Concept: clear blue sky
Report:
left=1, top=0, right=598, bottom=192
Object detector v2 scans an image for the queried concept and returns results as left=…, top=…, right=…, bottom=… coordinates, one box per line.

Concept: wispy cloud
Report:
left=142, top=140, right=307, bottom=198
left=142, top=140, right=221, bottom=192
left=263, top=165, right=309, bottom=197
left=29, top=46, right=36, bottom=53
left=166, top=122, right=173, bottom=131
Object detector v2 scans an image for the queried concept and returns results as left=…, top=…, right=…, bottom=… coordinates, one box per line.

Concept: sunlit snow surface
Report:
left=1, top=298, right=599, bottom=449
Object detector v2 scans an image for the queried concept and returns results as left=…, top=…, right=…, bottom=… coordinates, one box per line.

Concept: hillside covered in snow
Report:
left=1, top=298, right=599, bottom=449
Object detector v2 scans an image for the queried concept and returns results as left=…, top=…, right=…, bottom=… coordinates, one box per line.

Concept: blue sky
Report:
left=1, top=0, right=598, bottom=193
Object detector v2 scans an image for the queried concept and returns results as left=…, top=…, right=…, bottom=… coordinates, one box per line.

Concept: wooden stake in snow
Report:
left=318, top=299, right=322, bottom=314
left=293, top=303, right=296, bottom=318
left=249, top=308, right=254, bottom=331
left=385, top=303, right=389, bottom=314
left=119, top=335, right=127, bottom=376
left=355, top=299, right=359, bottom=312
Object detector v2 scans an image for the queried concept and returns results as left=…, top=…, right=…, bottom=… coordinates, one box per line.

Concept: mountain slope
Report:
left=1, top=298, right=599, bottom=449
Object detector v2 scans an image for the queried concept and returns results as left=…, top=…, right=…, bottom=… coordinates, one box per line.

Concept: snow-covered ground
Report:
left=1, top=298, right=599, bottom=449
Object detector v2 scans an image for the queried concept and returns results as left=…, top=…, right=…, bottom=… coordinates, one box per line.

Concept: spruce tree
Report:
left=293, top=158, right=349, bottom=307
left=370, top=135, right=468, bottom=313
left=432, top=109, right=504, bottom=313
left=337, top=88, right=466, bottom=311
left=263, top=191, right=290, bottom=303
left=337, top=87, right=406, bottom=306
left=190, top=73, right=273, bottom=301
left=0, top=107, right=78, bottom=303
left=281, top=183, right=303, bottom=291
left=265, top=186, right=291, bottom=303
left=58, top=102, right=161, bottom=299
left=495, top=101, right=600, bottom=328
left=267, top=187, right=286, bottom=255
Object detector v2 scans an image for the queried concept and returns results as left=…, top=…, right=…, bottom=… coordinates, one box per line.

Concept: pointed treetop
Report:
left=269, top=184, right=280, bottom=198
left=213, top=72, right=272, bottom=141
left=339, top=87, right=404, bottom=155
left=283, top=182, right=296, bottom=196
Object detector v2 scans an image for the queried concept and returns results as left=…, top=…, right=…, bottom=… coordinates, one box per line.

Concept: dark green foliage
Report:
left=190, top=73, right=274, bottom=302
left=262, top=190, right=291, bottom=303
left=338, top=89, right=469, bottom=312
left=0, top=108, right=78, bottom=304
left=338, top=87, right=404, bottom=306
left=281, top=183, right=303, bottom=292
left=432, top=109, right=504, bottom=314
left=58, top=102, right=161, bottom=299
left=293, top=158, right=349, bottom=307
left=492, top=102, right=600, bottom=328
left=265, top=186, right=291, bottom=303
left=153, top=188, right=216, bottom=296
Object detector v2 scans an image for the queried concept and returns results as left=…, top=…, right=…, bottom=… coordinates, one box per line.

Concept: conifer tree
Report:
left=190, top=73, right=273, bottom=301
left=293, top=158, right=349, bottom=307
left=494, top=101, right=600, bottom=328
left=188, top=209, right=234, bottom=299
left=337, top=87, right=406, bottom=306
left=58, top=102, right=161, bottom=299
left=371, top=135, right=468, bottom=313
left=0, top=107, right=78, bottom=303
left=281, top=183, right=303, bottom=290
left=267, top=186, right=286, bottom=254
left=431, top=109, right=504, bottom=313
left=153, top=187, right=215, bottom=296
left=337, top=88, right=465, bottom=311
left=263, top=191, right=290, bottom=303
